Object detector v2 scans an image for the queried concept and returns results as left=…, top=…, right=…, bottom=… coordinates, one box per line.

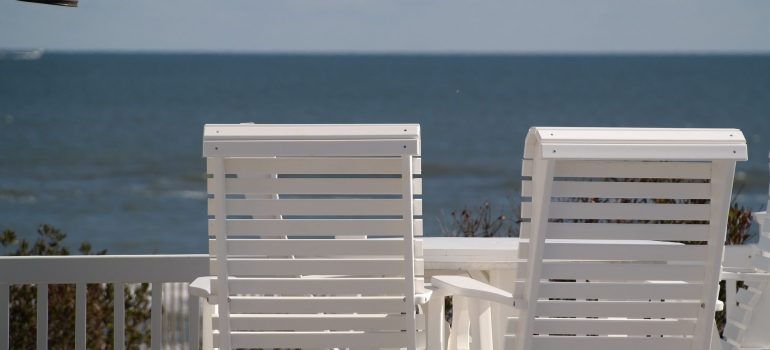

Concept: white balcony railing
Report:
left=0, top=245, right=756, bottom=350
left=0, top=254, right=208, bottom=350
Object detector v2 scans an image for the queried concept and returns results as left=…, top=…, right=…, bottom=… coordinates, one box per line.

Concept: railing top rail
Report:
left=0, top=254, right=209, bottom=284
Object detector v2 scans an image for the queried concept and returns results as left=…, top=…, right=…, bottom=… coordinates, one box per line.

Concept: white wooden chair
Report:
left=430, top=127, right=747, bottom=350
left=189, top=123, right=430, bottom=350
left=720, top=151, right=770, bottom=350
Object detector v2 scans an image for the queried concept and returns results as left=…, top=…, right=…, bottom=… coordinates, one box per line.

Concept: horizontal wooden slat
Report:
left=736, top=288, right=761, bottom=306
left=519, top=222, right=708, bottom=241
left=515, top=281, right=703, bottom=300
left=527, top=262, right=706, bottom=281
left=204, top=139, right=420, bottom=157
left=214, top=331, right=409, bottom=348
left=211, top=219, right=423, bottom=236
left=211, top=157, right=406, bottom=174
left=215, top=178, right=412, bottom=195
left=521, top=180, right=710, bottom=199
left=213, top=277, right=406, bottom=295
left=504, top=335, right=691, bottom=350
left=228, top=296, right=407, bottom=313
left=508, top=317, right=696, bottom=335
left=521, top=202, right=710, bottom=221
left=210, top=198, right=422, bottom=216
left=519, top=242, right=708, bottom=262
left=214, top=314, right=423, bottom=332
left=522, top=159, right=711, bottom=179
left=535, top=300, right=701, bottom=318
left=211, top=258, right=414, bottom=277
left=211, top=238, right=407, bottom=256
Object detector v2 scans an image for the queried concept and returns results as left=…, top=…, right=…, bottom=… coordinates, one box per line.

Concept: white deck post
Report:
left=114, top=283, right=125, bottom=350
left=75, top=283, right=86, bottom=350
left=0, top=284, right=8, bottom=350
left=151, top=281, right=162, bottom=350
left=36, top=284, right=47, bottom=350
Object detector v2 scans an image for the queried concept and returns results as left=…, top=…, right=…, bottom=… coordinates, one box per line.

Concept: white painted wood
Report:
left=508, top=318, right=697, bottom=335
left=212, top=257, right=410, bottom=277
left=217, top=277, right=407, bottom=295
left=208, top=156, right=421, bottom=175
left=213, top=314, right=425, bottom=331
left=0, top=284, right=7, bottom=350
left=188, top=291, right=200, bottom=350
left=211, top=238, right=407, bottom=256
left=200, top=124, right=425, bottom=350
left=520, top=202, right=711, bottom=221
left=427, top=290, right=447, bottom=350
left=36, top=284, right=47, bottom=350
left=527, top=127, right=747, bottom=160
left=214, top=331, right=410, bottom=348
left=695, top=160, right=737, bottom=350
left=0, top=255, right=208, bottom=284
left=522, top=159, right=713, bottom=179
left=210, top=198, right=423, bottom=216
left=203, top=123, right=420, bottom=140
left=204, top=139, right=420, bottom=157
left=114, top=283, right=125, bottom=350
left=437, top=127, right=745, bottom=350
left=209, top=157, right=232, bottom=350
left=517, top=281, right=703, bottom=300
left=518, top=241, right=708, bottom=261
left=401, top=154, right=419, bottom=349
left=521, top=180, right=711, bottom=199
left=229, top=296, right=407, bottom=313
left=507, top=335, right=691, bottom=350
left=525, top=261, right=706, bottom=281
left=75, top=283, right=86, bottom=350
left=151, top=282, right=162, bottom=350
left=514, top=156, right=555, bottom=350
left=519, top=222, right=709, bottom=241
left=213, top=177, right=423, bottom=195
left=211, top=219, right=424, bottom=237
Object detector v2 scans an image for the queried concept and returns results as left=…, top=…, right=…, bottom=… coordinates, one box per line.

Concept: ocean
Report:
left=1, top=53, right=769, bottom=253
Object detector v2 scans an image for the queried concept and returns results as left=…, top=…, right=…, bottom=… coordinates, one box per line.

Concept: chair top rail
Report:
left=524, top=127, right=747, bottom=160
left=204, top=123, right=420, bottom=140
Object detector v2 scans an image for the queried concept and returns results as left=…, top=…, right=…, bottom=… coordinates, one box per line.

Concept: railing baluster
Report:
left=36, top=284, right=48, bottom=350
left=152, top=281, right=162, bottom=350
left=0, top=284, right=9, bottom=350
left=114, top=283, right=125, bottom=350
left=75, top=283, right=86, bottom=350
left=188, top=289, right=199, bottom=350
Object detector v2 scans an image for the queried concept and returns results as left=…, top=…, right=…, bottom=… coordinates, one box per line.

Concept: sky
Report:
left=0, top=0, right=769, bottom=53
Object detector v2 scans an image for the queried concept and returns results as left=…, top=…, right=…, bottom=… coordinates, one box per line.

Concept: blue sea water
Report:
left=0, top=53, right=769, bottom=253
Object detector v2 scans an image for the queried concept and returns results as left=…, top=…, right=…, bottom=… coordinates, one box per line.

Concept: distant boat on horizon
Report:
left=0, top=48, right=44, bottom=60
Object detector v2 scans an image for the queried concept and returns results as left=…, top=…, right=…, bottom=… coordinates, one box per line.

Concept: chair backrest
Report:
left=723, top=152, right=770, bottom=350
left=511, top=127, right=747, bottom=350
left=203, top=124, right=423, bottom=350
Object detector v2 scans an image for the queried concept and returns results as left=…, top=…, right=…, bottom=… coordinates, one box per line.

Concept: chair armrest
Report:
left=189, top=276, right=214, bottom=299
left=431, top=275, right=513, bottom=306
left=415, top=287, right=434, bottom=305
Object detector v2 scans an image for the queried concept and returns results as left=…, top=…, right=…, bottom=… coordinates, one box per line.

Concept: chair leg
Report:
left=452, top=297, right=471, bottom=350
left=427, top=292, right=447, bottom=350
left=468, top=300, right=493, bottom=350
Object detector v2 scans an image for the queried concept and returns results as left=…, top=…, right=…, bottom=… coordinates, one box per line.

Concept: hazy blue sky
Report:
left=1, top=0, right=769, bottom=53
